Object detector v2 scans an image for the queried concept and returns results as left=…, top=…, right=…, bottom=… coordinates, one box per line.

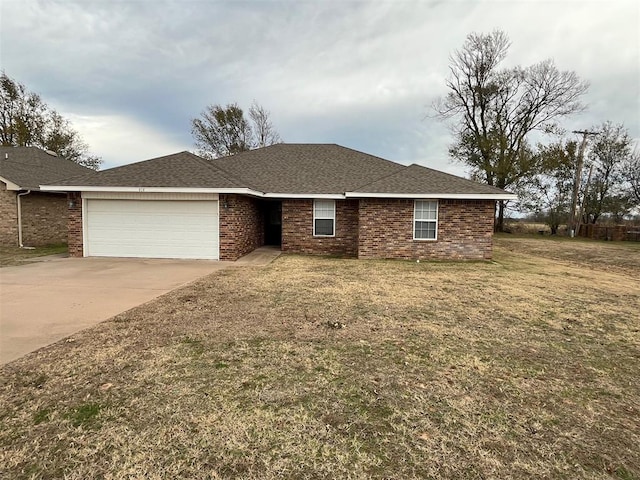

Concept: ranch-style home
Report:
left=41, top=144, right=516, bottom=261
left=0, top=146, right=94, bottom=247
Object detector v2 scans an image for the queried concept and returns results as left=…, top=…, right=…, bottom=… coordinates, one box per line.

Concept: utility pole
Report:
left=575, top=163, right=594, bottom=237
left=569, top=130, right=598, bottom=237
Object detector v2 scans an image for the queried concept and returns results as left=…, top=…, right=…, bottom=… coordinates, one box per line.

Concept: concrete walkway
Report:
left=0, top=248, right=281, bottom=365
left=234, top=246, right=282, bottom=266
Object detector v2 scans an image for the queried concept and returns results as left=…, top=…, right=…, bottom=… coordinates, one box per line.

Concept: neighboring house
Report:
left=41, top=144, right=516, bottom=261
left=0, top=147, right=95, bottom=247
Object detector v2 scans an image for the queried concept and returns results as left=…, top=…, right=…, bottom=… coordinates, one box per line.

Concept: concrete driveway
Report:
left=0, top=257, right=230, bottom=364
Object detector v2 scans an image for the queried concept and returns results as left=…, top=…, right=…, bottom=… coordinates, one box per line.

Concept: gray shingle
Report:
left=51, top=151, right=244, bottom=189
left=211, top=144, right=404, bottom=194
left=0, top=146, right=95, bottom=190
left=349, top=164, right=510, bottom=195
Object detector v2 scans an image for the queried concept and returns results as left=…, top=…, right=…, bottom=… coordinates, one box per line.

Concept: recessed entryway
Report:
left=262, top=200, right=282, bottom=247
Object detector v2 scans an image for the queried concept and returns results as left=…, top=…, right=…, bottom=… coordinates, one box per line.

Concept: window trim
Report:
left=313, top=199, right=336, bottom=237
left=413, top=200, right=438, bottom=241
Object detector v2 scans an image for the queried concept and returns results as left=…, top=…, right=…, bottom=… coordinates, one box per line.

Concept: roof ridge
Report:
left=349, top=163, right=410, bottom=191
left=0, top=145, right=93, bottom=167
left=46, top=169, right=99, bottom=186
left=72, top=151, right=243, bottom=187
left=406, top=163, right=508, bottom=192
left=333, top=144, right=406, bottom=170
left=188, top=151, right=258, bottom=190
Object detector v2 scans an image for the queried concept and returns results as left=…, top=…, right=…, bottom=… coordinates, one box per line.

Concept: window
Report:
left=414, top=200, right=438, bottom=240
left=313, top=200, right=335, bottom=237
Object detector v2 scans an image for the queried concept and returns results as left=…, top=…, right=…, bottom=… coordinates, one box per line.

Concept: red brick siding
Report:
left=20, top=193, right=67, bottom=246
left=67, top=193, right=83, bottom=257
left=282, top=199, right=359, bottom=256
left=64, top=193, right=494, bottom=261
left=1, top=184, right=68, bottom=247
left=358, top=199, right=495, bottom=260
left=219, top=194, right=264, bottom=260
left=0, top=182, right=18, bottom=246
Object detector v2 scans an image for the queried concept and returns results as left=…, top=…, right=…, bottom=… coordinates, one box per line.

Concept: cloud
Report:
left=1, top=0, right=637, bottom=176
left=65, top=113, right=189, bottom=169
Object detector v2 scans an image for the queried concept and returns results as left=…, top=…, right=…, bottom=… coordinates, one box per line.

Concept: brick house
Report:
left=0, top=147, right=94, bottom=247
left=41, top=144, right=516, bottom=261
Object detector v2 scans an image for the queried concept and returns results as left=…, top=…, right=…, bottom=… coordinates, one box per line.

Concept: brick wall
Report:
left=0, top=184, right=68, bottom=247
left=358, top=199, right=495, bottom=260
left=0, top=182, right=18, bottom=246
left=63, top=193, right=494, bottom=261
left=219, top=194, right=264, bottom=260
left=20, top=193, right=67, bottom=246
left=67, top=193, right=83, bottom=257
left=282, top=199, right=359, bottom=256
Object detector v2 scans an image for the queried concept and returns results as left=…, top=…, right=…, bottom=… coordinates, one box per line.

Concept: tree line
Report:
left=434, top=30, right=639, bottom=232
left=0, top=73, right=101, bottom=169
left=3, top=32, right=638, bottom=234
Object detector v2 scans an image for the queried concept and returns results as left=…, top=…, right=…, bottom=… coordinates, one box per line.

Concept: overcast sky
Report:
left=1, top=0, right=638, bottom=175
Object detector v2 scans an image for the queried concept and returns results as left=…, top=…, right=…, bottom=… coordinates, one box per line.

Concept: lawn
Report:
left=0, top=244, right=68, bottom=267
left=1, top=237, right=638, bottom=479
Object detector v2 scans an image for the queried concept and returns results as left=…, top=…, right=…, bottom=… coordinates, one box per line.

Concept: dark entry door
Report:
left=264, top=201, right=282, bottom=246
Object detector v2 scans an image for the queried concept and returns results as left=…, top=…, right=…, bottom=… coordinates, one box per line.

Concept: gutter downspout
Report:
left=17, top=190, right=34, bottom=249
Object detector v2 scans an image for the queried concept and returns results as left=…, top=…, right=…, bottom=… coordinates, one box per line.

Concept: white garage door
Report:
left=86, top=199, right=219, bottom=259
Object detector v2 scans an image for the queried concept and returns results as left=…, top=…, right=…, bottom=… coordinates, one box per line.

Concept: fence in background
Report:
left=578, top=224, right=640, bottom=242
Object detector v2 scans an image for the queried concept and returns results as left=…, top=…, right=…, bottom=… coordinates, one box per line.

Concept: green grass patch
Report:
left=33, top=408, right=51, bottom=425
left=0, top=243, right=68, bottom=267
left=65, top=403, right=104, bottom=428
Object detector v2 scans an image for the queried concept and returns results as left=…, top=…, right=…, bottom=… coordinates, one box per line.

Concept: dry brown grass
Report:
left=496, top=234, right=640, bottom=278
left=1, top=238, right=639, bottom=479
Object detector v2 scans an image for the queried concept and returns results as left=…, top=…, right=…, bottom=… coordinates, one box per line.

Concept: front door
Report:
left=264, top=201, right=282, bottom=246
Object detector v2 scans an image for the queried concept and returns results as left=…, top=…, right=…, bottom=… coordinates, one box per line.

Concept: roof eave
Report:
left=39, top=185, right=265, bottom=196
left=263, top=192, right=346, bottom=199
left=345, top=192, right=518, bottom=200
left=39, top=185, right=349, bottom=199
left=39, top=185, right=517, bottom=201
left=0, top=175, right=23, bottom=191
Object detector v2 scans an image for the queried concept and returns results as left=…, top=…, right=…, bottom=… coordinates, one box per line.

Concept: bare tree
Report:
left=191, top=102, right=282, bottom=159
left=434, top=30, right=589, bottom=231
left=249, top=101, right=281, bottom=148
left=0, top=72, right=101, bottom=169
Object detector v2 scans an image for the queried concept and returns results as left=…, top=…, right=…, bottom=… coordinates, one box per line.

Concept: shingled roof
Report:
left=42, top=144, right=515, bottom=199
left=211, top=144, right=404, bottom=194
left=54, top=151, right=244, bottom=189
left=347, top=163, right=509, bottom=196
left=0, top=146, right=95, bottom=190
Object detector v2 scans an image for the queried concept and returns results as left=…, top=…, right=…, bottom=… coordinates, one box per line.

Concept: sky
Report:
left=1, top=0, right=638, bottom=176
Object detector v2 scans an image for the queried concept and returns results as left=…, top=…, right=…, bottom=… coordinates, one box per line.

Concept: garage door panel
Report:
left=86, top=199, right=219, bottom=259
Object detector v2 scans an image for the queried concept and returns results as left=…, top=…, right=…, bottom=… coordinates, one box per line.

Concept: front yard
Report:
left=0, top=244, right=68, bottom=267
left=1, top=237, right=638, bottom=479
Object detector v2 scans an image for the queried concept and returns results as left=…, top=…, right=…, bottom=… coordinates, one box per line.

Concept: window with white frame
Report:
left=313, top=200, right=335, bottom=236
left=414, top=200, right=438, bottom=240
